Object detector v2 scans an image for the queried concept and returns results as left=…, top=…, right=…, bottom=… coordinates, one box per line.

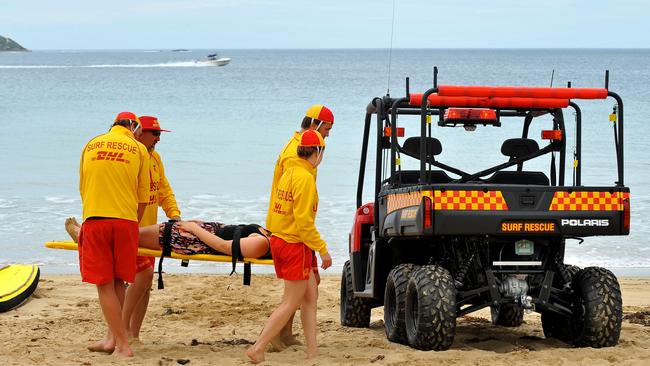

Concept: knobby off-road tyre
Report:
left=493, top=304, right=524, bottom=327
left=541, top=264, right=581, bottom=341
left=570, top=266, right=622, bottom=348
left=384, top=263, right=419, bottom=344
left=340, top=260, right=371, bottom=328
left=404, top=265, right=456, bottom=350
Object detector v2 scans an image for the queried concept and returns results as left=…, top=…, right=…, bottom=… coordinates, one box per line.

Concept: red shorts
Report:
left=270, top=236, right=315, bottom=281
left=78, top=218, right=138, bottom=285
left=135, top=256, right=156, bottom=273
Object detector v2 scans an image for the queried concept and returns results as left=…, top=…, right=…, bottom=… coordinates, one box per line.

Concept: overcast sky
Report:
left=2, top=0, right=648, bottom=50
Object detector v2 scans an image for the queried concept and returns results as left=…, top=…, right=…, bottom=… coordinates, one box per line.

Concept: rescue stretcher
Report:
left=45, top=241, right=274, bottom=286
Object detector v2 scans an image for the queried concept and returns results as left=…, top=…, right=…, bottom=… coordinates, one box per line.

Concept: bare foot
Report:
left=246, top=346, right=265, bottom=364
left=87, top=339, right=115, bottom=353
left=112, top=345, right=134, bottom=358
left=280, top=334, right=302, bottom=347
left=269, top=337, right=285, bottom=352
left=305, top=349, right=319, bottom=360
left=65, top=217, right=80, bottom=243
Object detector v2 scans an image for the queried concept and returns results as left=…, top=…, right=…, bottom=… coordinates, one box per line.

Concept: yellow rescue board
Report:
left=45, top=241, right=274, bottom=265
left=0, top=264, right=40, bottom=313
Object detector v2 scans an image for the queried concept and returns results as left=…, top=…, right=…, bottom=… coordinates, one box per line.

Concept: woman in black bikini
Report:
left=66, top=218, right=271, bottom=259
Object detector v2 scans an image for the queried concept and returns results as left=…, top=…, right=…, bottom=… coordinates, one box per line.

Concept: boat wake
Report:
left=0, top=61, right=214, bottom=69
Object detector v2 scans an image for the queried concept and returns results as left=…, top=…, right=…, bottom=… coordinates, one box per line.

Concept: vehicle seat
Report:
left=486, top=138, right=549, bottom=185
left=401, top=136, right=443, bottom=158
left=396, top=137, right=452, bottom=184
left=392, top=170, right=452, bottom=185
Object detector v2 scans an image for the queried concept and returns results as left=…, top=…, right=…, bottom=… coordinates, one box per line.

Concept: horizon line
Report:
left=14, top=47, right=650, bottom=52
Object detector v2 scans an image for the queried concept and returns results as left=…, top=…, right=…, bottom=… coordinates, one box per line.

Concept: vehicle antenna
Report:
left=434, top=66, right=438, bottom=88
left=386, top=0, right=397, bottom=96
left=550, top=69, right=555, bottom=87
left=406, top=76, right=410, bottom=97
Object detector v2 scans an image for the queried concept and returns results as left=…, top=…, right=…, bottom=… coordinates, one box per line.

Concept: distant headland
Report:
left=0, top=35, right=29, bottom=51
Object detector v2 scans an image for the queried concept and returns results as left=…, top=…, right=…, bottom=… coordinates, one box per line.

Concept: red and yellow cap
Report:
left=299, top=130, right=325, bottom=147
left=139, top=115, right=171, bottom=132
left=114, top=111, right=139, bottom=124
left=305, top=104, right=334, bottom=124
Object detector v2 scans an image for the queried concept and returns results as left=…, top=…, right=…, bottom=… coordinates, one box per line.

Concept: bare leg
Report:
left=123, top=268, right=153, bottom=340
left=137, top=224, right=162, bottom=249
left=281, top=313, right=302, bottom=346
left=95, top=280, right=133, bottom=358
left=246, top=280, right=307, bottom=364
left=270, top=313, right=302, bottom=351
left=301, top=273, right=319, bottom=359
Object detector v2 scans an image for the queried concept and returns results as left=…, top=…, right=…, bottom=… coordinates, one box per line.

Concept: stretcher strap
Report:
left=244, top=263, right=251, bottom=286
left=229, top=224, right=262, bottom=285
left=157, top=220, right=175, bottom=290
left=230, top=226, right=243, bottom=276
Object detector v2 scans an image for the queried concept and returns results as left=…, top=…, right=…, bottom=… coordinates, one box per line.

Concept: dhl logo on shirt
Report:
left=93, top=151, right=129, bottom=163
left=549, top=191, right=629, bottom=211
left=434, top=190, right=509, bottom=211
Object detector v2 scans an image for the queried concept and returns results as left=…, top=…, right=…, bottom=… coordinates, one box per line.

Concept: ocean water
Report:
left=1, top=49, right=649, bottom=275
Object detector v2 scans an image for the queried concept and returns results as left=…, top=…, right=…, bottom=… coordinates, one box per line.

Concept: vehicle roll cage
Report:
left=356, top=72, right=625, bottom=218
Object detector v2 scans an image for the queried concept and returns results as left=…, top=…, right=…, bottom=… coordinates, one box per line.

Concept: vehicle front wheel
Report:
left=384, top=263, right=419, bottom=344
left=404, top=265, right=456, bottom=350
left=340, top=260, right=371, bottom=328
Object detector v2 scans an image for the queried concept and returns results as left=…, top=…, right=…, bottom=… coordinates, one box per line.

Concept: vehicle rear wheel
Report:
left=492, top=303, right=524, bottom=327
left=340, top=260, right=371, bottom=328
left=404, top=265, right=456, bottom=350
left=384, top=263, right=419, bottom=344
left=570, top=266, right=622, bottom=348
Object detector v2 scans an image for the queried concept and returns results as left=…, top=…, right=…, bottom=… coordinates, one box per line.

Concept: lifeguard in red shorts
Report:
left=78, top=111, right=150, bottom=357
left=265, top=104, right=334, bottom=348
left=247, top=130, right=332, bottom=364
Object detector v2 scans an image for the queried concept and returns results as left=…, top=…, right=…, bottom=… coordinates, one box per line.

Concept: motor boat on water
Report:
left=196, top=53, right=231, bottom=66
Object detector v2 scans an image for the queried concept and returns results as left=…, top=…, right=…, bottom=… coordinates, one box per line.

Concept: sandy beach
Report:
left=1, top=273, right=649, bottom=365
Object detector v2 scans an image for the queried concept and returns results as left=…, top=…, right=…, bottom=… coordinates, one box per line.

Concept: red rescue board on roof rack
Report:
left=438, top=86, right=608, bottom=100
left=409, top=94, right=569, bottom=109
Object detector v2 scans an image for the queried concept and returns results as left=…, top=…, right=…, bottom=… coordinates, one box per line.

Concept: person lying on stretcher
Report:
left=65, top=218, right=271, bottom=259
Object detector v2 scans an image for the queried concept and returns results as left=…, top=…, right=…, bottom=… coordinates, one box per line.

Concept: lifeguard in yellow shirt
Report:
left=122, top=115, right=181, bottom=341
left=248, top=130, right=332, bottom=364
left=266, top=104, right=333, bottom=229
left=265, top=104, right=334, bottom=349
left=78, top=111, right=150, bottom=358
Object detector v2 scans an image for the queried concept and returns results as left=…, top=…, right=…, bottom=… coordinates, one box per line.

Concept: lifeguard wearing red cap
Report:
left=139, top=116, right=171, bottom=132
left=305, top=104, right=334, bottom=124
left=299, top=130, right=325, bottom=147
left=114, top=111, right=139, bottom=124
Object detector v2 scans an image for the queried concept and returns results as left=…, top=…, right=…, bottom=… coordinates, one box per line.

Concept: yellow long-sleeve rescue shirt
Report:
left=267, top=158, right=328, bottom=255
left=140, top=150, right=181, bottom=227
left=266, top=131, right=317, bottom=228
left=79, top=125, right=150, bottom=222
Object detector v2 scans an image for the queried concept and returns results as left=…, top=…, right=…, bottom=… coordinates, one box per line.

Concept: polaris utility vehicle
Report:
left=340, top=70, right=629, bottom=350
